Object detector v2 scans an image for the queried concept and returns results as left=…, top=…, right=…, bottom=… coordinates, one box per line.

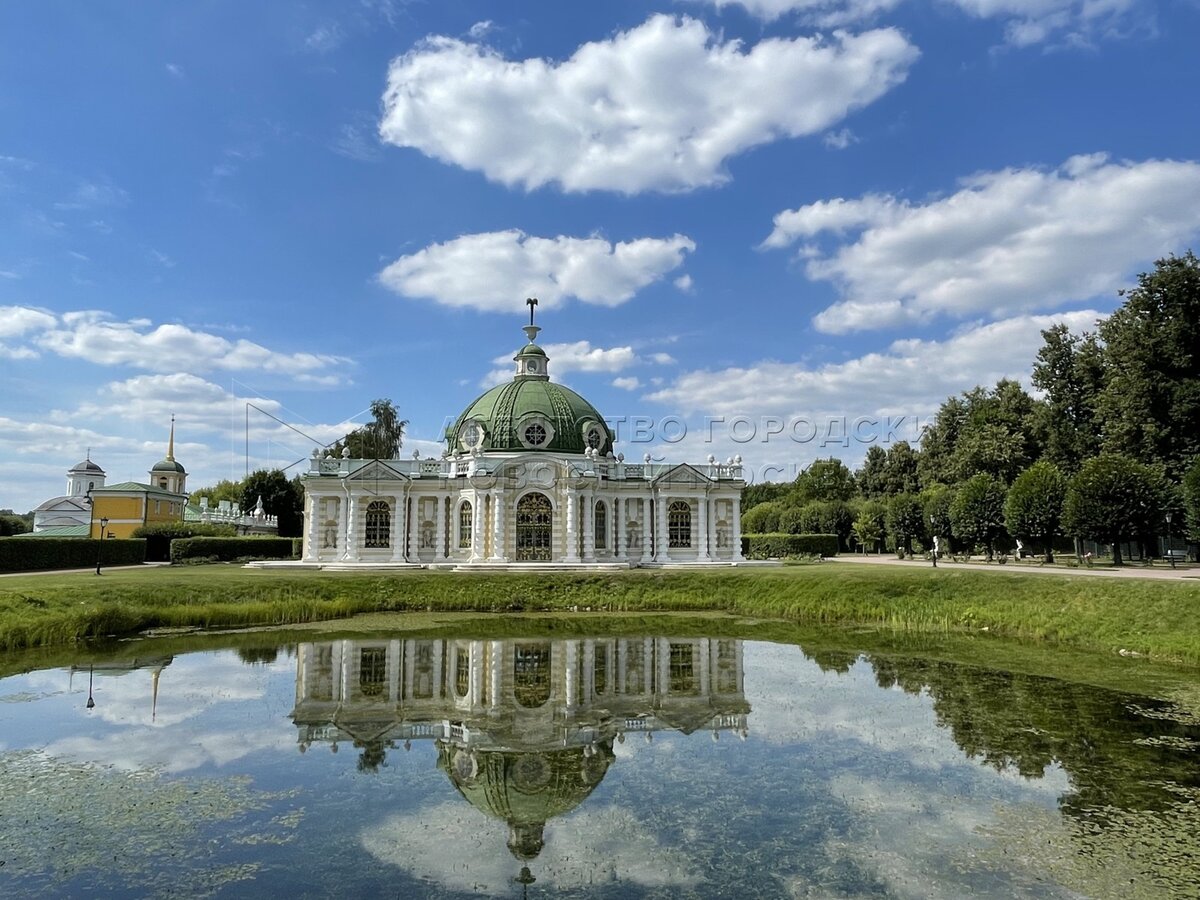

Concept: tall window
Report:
left=458, top=501, right=473, bottom=548
left=359, top=647, right=386, bottom=698
left=365, top=500, right=391, bottom=548
left=668, top=500, right=692, bottom=548
left=455, top=646, right=470, bottom=697
left=669, top=642, right=697, bottom=694
left=594, top=501, right=607, bottom=550
left=514, top=643, right=552, bottom=708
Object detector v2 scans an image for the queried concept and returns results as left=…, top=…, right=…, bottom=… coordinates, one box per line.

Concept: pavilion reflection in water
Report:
left=291, top=636, right=749, bottom=872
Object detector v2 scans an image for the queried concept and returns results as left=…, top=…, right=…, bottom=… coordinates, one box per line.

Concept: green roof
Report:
left=92, top=481, right=187, bottom=498
left=446, top=378, right=612, bottom=455
left=16, top=525, right=90, bottom=538
left=151, top=458, right=187, bottom=473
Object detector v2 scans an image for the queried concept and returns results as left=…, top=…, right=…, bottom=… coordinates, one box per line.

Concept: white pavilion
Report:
left=297, top=313, right=746, bottom=568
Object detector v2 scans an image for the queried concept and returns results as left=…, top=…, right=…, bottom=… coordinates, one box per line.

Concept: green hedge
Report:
left=131, top=522, right=238, bottom=563
left=170, top=536, right=296, bottom=563
left=292, top=537, right=303, bottom=559
left=0, top=537, right=146, bottom=572
left=742, top=533, right=839, bottom=559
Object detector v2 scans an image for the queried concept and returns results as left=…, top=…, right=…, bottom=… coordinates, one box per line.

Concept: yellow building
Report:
left=88, top=420, right=189, bottom=538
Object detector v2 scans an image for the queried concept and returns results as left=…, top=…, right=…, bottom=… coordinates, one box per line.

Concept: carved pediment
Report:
left=652, top=463, right=712, bottom=486
left=348, top=460, right=410, bottom=483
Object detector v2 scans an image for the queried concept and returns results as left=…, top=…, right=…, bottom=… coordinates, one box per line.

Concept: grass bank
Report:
left=2, top=562, right=1200, bottom=664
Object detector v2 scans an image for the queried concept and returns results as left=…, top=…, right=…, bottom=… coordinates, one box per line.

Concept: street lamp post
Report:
left=1166, top=511, right=1175, bottom=569
left=95, top=516, right=109, bottom=575
left=930, top=515, right=938, bottom=568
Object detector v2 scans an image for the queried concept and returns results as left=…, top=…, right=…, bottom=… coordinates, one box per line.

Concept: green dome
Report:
left=151, top=458, right=186, bottom=473
left=447, top=378, right=613, bottom=456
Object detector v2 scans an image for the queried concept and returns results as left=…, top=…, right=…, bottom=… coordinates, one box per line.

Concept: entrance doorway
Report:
left=515, top=492, right=553, bottom=561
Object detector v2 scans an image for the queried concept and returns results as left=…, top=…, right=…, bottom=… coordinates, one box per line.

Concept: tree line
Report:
left=741, top=252, right=1200, bottom=565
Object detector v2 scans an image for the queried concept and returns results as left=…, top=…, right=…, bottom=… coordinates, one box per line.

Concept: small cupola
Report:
left=514, top=297, right=549, bottom=381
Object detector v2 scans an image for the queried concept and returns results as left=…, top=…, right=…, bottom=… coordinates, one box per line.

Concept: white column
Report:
left=345, top=493, right=360, bottom=561
left=697, top=494, right=709, bottom=561
left=304, top=493, right=319, bottom=561
left=470, top=641, right=485, bottom=713
left=489, top=489, right=506, bottom=561
left=387, top=640, right=401, bottom=702
left=431, top=641, right=444, bottom=700
left=641, top=495, right=652, bottom=563
left=698, top=639, right=710, bottom=696
left=564, top=640, right=579, bottom=711
left=731, top=493, right=743, bottom=561
left=564, top=489, right=579, bottom=562
left=614, top=497, right=624, bottom=561
left=434, top=493, right=446, bottom=561
left=489, top=640, right=503, bottom=711
left=582, top=641, right=595, bottom=706
left=469, top=490, right=484, bottom=562
left=656, top=494, right=668, bottom=560
left=390, top=495, right=405, bottom=562
left=407, top=494, right=419, bottom=562
left=583, top=491, right=595, bottom=561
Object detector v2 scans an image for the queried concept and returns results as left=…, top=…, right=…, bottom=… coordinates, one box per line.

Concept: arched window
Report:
left=455, top=646, right=470, bottom=697
left=365, top=500, right=391, bottom=548
left=514, top=643, right=551, bottom=708
left=458, top=501, right=473, bottom=548
left=594, top=501, right=607, bottom=550
left=668, top=500, right=692, bottom=548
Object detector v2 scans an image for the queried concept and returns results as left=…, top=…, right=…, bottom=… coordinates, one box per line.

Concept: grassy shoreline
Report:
left=2, top=562, right=1200, bottom=665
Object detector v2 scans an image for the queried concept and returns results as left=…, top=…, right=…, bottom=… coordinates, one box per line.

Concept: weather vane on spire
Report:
left=526, top=297, right=538, bottom=327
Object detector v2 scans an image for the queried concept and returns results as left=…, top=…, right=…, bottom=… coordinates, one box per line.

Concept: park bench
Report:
left=1164, top=550, right=1188, bottom=563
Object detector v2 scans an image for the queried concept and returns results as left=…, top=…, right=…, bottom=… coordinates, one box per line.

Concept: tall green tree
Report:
left=741, top=501, right=783, bottom=534
left=241, top=469, right=304, bottom=537
left=741, top=481, right=792, bottom=513
left=1031, top=324, right=1104, bottom=472
left=921, top=484, right=955, bottom=550
left=1062, top=454, right=1162, bottom=566
left=919, top=381, right=1044, bottom=485
left=950, top=474, right=1008, bottom=558
left=852, top=499, right=887, bottom=554
left=1096, top=252, right=1200, bottom=479
left=331, top=399, right=408, bottom=460
left=0, top=514, right=30, bottom=536
left=885, top=493, right=926, bottom=556
left=791, top=458, right=857, bottom=504
left=855, top=446, right=889, bottom=499
left=1004, top=462, right=1067, bottom=562
left=1184, top=456, right=1200, bottom=543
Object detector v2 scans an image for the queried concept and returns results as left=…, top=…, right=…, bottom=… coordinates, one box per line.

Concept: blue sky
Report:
left=2, top=0, right=1199, bottom=512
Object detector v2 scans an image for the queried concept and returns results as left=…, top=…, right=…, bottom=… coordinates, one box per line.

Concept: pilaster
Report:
left=564, top=489, right=579, bottom=562
left=582, top=491, right=595, bottom=561
left=641, top=495, right=652, bottom=562
left=731, top=493, right=744, bottom=561
left=697, top=494, right=709, bottom=561
left=434, top=493, right=446, bottom=560
left=345, top=492, right=360, bottom=561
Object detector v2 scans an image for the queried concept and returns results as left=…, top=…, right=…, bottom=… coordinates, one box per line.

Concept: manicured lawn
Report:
left=2, top=562, right=1199, bottom=664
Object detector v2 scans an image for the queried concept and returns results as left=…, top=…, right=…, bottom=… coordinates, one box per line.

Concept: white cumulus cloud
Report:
left=762, top=154, right=1200, bottom=333
left=379, top=15, right=918, bottom=193
left=379, top=230, right=694, bottom=311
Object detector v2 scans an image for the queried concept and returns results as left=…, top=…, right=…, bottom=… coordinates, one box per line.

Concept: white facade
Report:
left=299, top=453, right=745, bottom=568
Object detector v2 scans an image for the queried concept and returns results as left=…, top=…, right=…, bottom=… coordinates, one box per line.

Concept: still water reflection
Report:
left=0, top=630, right=1197, bottom=898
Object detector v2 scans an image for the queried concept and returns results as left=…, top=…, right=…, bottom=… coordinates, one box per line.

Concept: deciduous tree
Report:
left=1062, top=454, right=1162, bottom=566
left=1004, top=462, right=1067, bottom=562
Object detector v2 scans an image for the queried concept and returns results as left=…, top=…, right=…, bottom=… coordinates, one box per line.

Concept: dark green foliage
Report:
left=1004, top=462, right=1067, bottom=562
left=885, top=493, right=926, bottom=556
left=950, top=474, right=1008, bottom=558
left=1184, top=456, right=1200, bottom=543
left=170, top=536, right=296, bottom=563
left=741, top=533, right=839, bottom=559
left=791, top=458, right=856, bottom=503
left=921, top=484, right=955, bottom=550
left=0, top=515, right=31, bottom=536
left=740, top=481, right=792, bottom=512
left=779, top=502, right=853, bottom=549
left=132, top=522, right=238, bottom=563
left=919, top=380, right=1043, bottom=486
left=1096, top=252, right=1200, bottom=479
left=1062, top=454, right=1164, bottom=566
left=741, top=501, right=783, bottom=534
left=240, top=469, right=304, bottom=537
left=854, top=446, right=888, bottom=498
left=329, top=398, right=408, bottom=460
left=0, top=538, right=146, bottom=572
left=1031, top=324, right=1104, bottom=472
left=292, top=537, right=303, bottom=559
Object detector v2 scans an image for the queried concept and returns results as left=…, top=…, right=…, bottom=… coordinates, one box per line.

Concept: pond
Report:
left=1, top=620, right=1197, bottom=898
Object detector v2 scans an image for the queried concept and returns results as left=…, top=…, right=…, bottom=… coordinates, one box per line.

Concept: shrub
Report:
left=132, top=521, right=238, bottom=562
left=741, top=533, right=839, bottom=559
left=170, top=536, right=296, bottom=563
left=0, top=537, right=146, bottom=572
left=292, top=537, right=303, bottom=559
